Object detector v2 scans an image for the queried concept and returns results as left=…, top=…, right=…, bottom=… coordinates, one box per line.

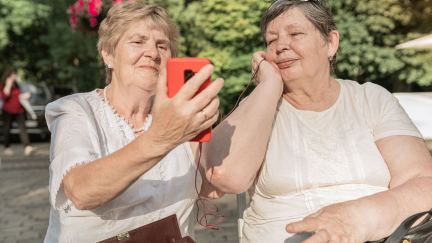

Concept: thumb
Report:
left=156, top=67, right=168, bottom=100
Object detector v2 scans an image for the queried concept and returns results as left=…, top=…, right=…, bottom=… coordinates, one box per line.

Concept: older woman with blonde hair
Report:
left=43, top=2, right=225, bottom=242
left=43, top=1, right=286, bottom=242
left=205, top=0, right=432, bottom=242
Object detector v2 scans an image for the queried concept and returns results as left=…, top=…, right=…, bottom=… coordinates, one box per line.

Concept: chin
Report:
left=129, top=77, right=157, bottom=91
left=138, top=70, right=159, bottom=77
left=281, top=70, right=302, bottom=83
left=138, top=80, right=157, bottom=89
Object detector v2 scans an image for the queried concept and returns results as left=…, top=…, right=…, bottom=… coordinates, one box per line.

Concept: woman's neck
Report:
left=282, top=76, right=340, bottom=112
left=105, top=83, right=153, bottom=129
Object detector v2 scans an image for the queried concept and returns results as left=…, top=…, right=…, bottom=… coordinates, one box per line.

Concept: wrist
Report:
left=141, top=126, right=176, bottom=158
left=258, top=76, right=283, bottom=95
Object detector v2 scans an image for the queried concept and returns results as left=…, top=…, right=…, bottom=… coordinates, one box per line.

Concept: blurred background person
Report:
left=0, top=66, right=34, bottom=156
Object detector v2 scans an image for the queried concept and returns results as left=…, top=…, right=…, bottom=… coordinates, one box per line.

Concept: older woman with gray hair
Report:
left=206, top=0, right=432, bottom=242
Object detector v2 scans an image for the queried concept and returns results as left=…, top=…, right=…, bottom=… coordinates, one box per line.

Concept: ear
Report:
left=101, top=49, right=114, bottom=68
left=327, top=30, right=340, bottom=59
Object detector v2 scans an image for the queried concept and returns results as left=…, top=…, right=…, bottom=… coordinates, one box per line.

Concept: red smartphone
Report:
left=167, top=57, right=212, bottom=142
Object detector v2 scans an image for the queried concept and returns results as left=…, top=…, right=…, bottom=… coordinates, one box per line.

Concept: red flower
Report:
left=75, top=0, right=85, bottom=15
left=88, top=0, right=98, bottom=17
left=68, top=0, right=137, bottom=29
left=95, top=0, right=103, bottom=11
left=69, top=5, right=76, bottom=14
left=69, top=15, right=78, bottom=28
left=89, top=17, right=98, bottom=27
left=112, top=0, right=124, bottom=4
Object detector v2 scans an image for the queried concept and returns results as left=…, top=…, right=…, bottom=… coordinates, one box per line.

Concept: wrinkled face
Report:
left=265, top=7, right=336, bottom=83
left=105, top=19, right=172, bottom=93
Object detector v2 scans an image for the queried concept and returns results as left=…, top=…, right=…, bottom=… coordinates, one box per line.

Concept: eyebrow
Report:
left=127, top=34, right=169, bottom=44
left=267, top=23, right=304, bottom=35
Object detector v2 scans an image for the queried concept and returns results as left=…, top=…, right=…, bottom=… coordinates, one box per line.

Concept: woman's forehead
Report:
left=266, top=8, right=312, bottom=33
left=123, top=20, right=169, bottom=40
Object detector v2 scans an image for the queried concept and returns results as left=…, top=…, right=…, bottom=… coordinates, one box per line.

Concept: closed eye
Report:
left=157, top=44, right=168, bottom=50
left=266, top=39, right=276, bottom=46
left=130, top=40, right=143, bottom=45
left=291, top=32, right=304, bottom=37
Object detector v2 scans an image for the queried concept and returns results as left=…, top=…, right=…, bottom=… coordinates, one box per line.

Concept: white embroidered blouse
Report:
left=43, top=90, right=201, bottom=243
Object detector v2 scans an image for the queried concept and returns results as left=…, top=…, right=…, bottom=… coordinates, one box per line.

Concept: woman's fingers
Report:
left=197, top=109, right=219, bottom=132
left=252, top=51, right=266, bottom=65
left=286, top=217, right=318, bottom=233
left=150, top=63, right=223, bottom=144
left=176, top=64, right=214, bottom=101
left=302, top=230, right=330, bottom=243
left=285, top=204, right=365, bottom=243
left=200, top=96, right=220, bottom=121
left=251, top=51, right=266, bottom=77
left=155, top=67, right=168, bottom=99
left=189, top=97, right=220, bottom=133
left=189, top=77, right=224, bottom=113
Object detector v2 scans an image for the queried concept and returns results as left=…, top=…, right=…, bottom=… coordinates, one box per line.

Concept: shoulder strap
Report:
left=384, top=209, right=432, bottom=243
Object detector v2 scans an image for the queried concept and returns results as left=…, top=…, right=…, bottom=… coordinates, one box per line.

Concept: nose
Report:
left=275, top=36, right=291, bottom=55
left=143, top=44, right=161, bottom=64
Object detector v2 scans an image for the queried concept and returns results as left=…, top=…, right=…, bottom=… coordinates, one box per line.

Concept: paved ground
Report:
left=0, top=142, right=240, bottom=243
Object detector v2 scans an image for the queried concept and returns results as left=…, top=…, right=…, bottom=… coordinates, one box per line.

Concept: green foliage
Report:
left=0, top=0, right=50, bottom=49
left=39, top=21, right=103, bottom=91
left=0, top=0, right=104, bottom=90
left=174, top=0, right=270, bottom=114
left=0, top=0, right=51, bottom=77
left=36, top=0, right=104, bottom=91
left=329, top=0, right=432, bottom=90
left=0, top=0, right=431, bottom=111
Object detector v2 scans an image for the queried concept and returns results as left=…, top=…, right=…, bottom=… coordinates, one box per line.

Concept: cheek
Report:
left=115, top=52, right=138, bottom=68
left=290, top=42, right=308, bottom=57
left=119, top=47, right=142, bottom=63
left=265, top=48, right=277, bottom=62
left=160, top=53, right=170, bottom=67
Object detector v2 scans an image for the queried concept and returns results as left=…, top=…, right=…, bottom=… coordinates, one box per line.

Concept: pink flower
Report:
left=88, top=0, right=98, bottom=17
left=89, top=17, right=98, bottom=27
left=74, top=0, right=85, bottom=15
left=112, top=0, right=123, bottom=5
left=69, top=5, right=76, bottom=14
left=69, top=15, right=78, bottom=28
left=95, top=0, right=103, bottom=11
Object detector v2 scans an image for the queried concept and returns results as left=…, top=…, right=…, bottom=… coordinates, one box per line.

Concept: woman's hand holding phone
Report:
left=149, top=59, right=223, bottom=149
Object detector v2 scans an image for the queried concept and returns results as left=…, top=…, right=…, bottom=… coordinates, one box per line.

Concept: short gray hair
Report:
left=261, top=0, right=338, bottom=69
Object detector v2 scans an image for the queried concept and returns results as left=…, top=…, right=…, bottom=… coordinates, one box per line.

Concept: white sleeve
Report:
left=45, top=96, right=100, bottom=211
left=363, top=83, right=422, bottom=141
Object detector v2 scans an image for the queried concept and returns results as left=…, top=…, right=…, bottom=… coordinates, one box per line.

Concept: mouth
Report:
left=276, top=59, right=299, bottom=69
left=138, top=65, right=159, bottom=72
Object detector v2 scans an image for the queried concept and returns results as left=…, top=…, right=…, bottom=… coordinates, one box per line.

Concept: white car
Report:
left=393, top=92, right=432, bottom=148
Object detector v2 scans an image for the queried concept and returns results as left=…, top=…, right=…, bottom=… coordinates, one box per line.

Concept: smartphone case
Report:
left=167, top=58, right=212, bottom=142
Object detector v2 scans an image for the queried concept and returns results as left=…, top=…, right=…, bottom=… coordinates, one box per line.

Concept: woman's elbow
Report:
left=62, top=178, right=98, bottom=210
left=71, top=197, right=93, bottom=211
left=206, top=167, right=253, bottom=194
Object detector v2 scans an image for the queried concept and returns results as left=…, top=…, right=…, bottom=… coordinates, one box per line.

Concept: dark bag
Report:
left=97, top=214, right=195, bottom=243
left=368, top=209, right=432, bottom=243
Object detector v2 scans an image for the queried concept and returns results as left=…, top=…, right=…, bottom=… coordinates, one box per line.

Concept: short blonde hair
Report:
left=97, top=2, right=179, bottom=82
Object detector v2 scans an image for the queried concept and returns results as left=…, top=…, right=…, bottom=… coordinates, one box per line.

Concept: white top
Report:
left=242, top=79, right=422, bottom=243
left=43, top=90, right=201, bottom=243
